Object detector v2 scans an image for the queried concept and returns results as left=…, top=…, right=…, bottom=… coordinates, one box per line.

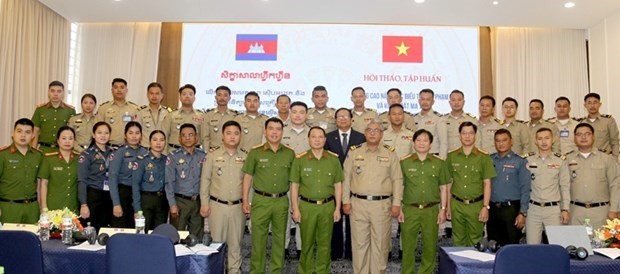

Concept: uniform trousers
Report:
left=86, top=187, right=113, bottom=232
left=208, top=200, right=245, bottom=274
left=526, top=204, right=561, bottom=244
left=487, top=202, right=521, bottom=246
left=110, top=184, right=134, bottom=228
left=250, top=194, right=288, bottom=274
left=570, top=204, right=609, bottom=229
left=451, top=198, right=484, bottom=247
left=286, top=192, right=302, bottom=251
left=172, top=197, right=204, bottom=239
left=401, top=205, right=439, bottom=274
left=140, top=192, right=169, bottom=232
left=298, top=199, right=335, bottom=274
left=350, top=198, right=392, bottom=274
left=331, top=212, right=352, bottom=259
left=0, top=200, right=39, bottom=224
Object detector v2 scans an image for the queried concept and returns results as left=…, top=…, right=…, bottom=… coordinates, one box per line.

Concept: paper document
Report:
left=593, top=248, right=620, bottom=259
left=450, top=250, right=496, bottom=262
left=174, top=243, right=221, bottom=257
left=68, top=241, right=106, bottom=251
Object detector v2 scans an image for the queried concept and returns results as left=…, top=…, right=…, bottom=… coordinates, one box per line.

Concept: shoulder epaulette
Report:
left=601, top=114, right=612, bottom=118
left=403, top=110, right=413, bottom=115
left=448, top=147, right=460, bottom=154
left=296, top=151, right=308, bottom=159
left=63, top=103, right=75, bottom=109
left=70, top=113, right=81, bottom=117
left=598, top=148, right=609, bottom=153
left=137, top=155, right=144, bottom=160
left=229, top=109, right=239, bottom=114
left=45, top=152, right=59, bottom=156
left=465, top=113, right=477, bottom=119
left=545, top=118, right=556, bottom=124
left=99, top=101, right=111, bottom=107
left=577, top=117, right=586, bottom=122
left=209, top=146, right=220, bottom=152
left=350, top=144, right=362, bottom=151
left=379, top=111, right=388, bottom=115
left=365, top=108, right=375, bottom=112
left=162, top=106, right=173, bottom=112
left=515, top=120, right=525, bottom=123
left=327, top=150, right=338, bottom=157
left=36, top=102, right=48, bottom=108
left=477, top=148, right=490, bottom=155
left=128, top=101, right=139, bottom=107
left=252, top=144, right=263, bottom=150
left=203, top=108, right=214, bottom=113
left=433, top=110, right=441, bottom=116
left=571, top=117, right=580, bottom=121
left=400, top=154, right=412, bottom=160
left=432, top=154, right=445, bottom=161
left=553, top=152, right=566, bottom=160
left=383, top=144, right=395, bottom=152
left=139, top=105, right=148, bottom=110
left=494, top=118, right=504, bottom=125
left=522, top=151, right=536, bottom=158
left=0, top=145, right=9, bottom=151
left=565, top=150, right=575, bottom=155
left=171, top=108, right=179, bottom=112
left=282, top=144, right=295, bottom=151
left=240, top=148, right=249, bottom=154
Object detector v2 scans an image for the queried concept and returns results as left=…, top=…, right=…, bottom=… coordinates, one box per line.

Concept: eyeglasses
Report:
left=575, top=132, right=592, bottom=138
left=336, top=115, right=350, bottom=120
left=365, top=128, right=382, bottom=134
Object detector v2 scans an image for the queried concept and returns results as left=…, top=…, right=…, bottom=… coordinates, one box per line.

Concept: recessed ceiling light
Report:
left=414, top=0, right=425, bottom=3
left=492, top=1, right=499, bottom=5
left=564, top=2, right=575, bottom=8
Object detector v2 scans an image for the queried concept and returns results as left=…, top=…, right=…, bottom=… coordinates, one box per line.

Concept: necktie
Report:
left=342, top=133, right=348, bottom=151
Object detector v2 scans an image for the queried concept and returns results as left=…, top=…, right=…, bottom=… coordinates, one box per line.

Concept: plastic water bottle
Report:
left=584, top=218, right=594, bottom=242
left=84, top=222, right=97, bottom=244
left=61, top=211, right=73, bottom=245
left=39, top=208, right=51, bottom=241
left=135, top=211, right=146, bottom=234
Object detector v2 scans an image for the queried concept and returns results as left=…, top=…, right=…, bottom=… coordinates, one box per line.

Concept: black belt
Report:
left=38, top=142, right=57, bottom=148
left=141, top=191, right=165, bottom=197
left=300, top=196, right=334, bottom=205
left=210, top=196, right=242, bottom=205
left=254, top=189, right=287, bottom=198
left=492, top=200, right=520, bottom=208
left=570, top=201, right=609, bottom=208
left=175, top=193, right=199, bottom=201
left=118, top=184, right=132, bottom=190
left=0, top=197, right=37, bottom=204
left=407, top=201, right=439, bottom=209
left=530, top=200, right=559, bottom=207
left=352, top=193, right=391, bottom=201
left=452, top=194, right=484, bottom=204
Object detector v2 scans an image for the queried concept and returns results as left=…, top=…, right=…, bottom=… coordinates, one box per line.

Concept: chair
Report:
left=106, top=233, right=177, bottom=274
left=493, top=244, right=570, bottom=274
left=0, top=230, right=44, bottom=274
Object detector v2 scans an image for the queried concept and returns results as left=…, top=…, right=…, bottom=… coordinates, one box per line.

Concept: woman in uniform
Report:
left=67, top=94, right=97, bottom=154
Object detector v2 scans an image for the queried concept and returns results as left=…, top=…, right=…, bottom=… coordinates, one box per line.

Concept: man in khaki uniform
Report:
left=443, top=90, right=479, bottom=151
left=200, top=120, right=247, bottom=274
left=378, top=88, right=415, bottom=130
left=137, top=82, right=172, bottom=148
left=31, top=81, right=76, bottom=153
left=306, top=85, right=336, bottom=133
left=526, top=99, right=560, bottom=154
left=413, top=89, right=448, bottom=158
left=162, top=84, right=204, bottom=149
left=234, top=91, right=268, bottom=152
left=567, top=123, right=619, bottom=228
left=478, top=95, right=503, bottom=154
left=500, top=97, right=529, bottom=155
left=382, top=104, right=414, bottom=158
left=580, top=93, right=620, bottom=157
left=342, top=121, right=403, bottom=274
left=96, top=78, right=140, bottom=146
left=203, top=85, right=239, bottom=150
left=524, top=127, right=570, bottom=244
left=350, top=87, right=378, bottom=133
left=274, top=94, right=291, bottom=126
left=548, top=96, right=579, bottom=155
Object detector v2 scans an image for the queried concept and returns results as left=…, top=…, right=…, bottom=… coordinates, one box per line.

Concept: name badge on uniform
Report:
left=560, top=129, right=569, bottom=138
left=377, top=156, right=389, bottom=162
left=103, top=180, right=110, bottom=191
left=122, top=113, right=132, bottom=122
left=303, top=168, right=312, bottom=172
left=259, top=159, right=269, bottom=163
left=217, top=167, right=223, bottom=176
left=319, top=122, right=327, bottom=130
left=235, top=157, right=244, bottom=164
left=215, top=157, right=225, bottom=162
left=53, top=167, right=63, bottom=171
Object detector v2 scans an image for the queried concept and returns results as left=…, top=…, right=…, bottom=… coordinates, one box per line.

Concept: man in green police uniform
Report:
left=446, top=121, right=496, bottom=246
left=31, top=81, right=76, bottom=153
left=0, top=118, right=43, bottom=224
left=399, top=129, right=450, bottom=274
left=290, top=126, right=343, bottom=274
left=242, top=117, right=295, bottom=274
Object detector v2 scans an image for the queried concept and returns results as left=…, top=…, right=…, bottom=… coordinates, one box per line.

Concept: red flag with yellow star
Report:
left=382, top=36, right=423, bottom=63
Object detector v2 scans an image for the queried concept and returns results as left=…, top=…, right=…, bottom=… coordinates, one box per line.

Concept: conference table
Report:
left=439, top=247, right=620, bottom=274
left=41, top=240, right=226, bottom=274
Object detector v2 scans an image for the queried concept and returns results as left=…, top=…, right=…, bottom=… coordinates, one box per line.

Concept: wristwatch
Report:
left=519, top=212, right=527, bottom=217
left=484, top=205, right=490, bottom=210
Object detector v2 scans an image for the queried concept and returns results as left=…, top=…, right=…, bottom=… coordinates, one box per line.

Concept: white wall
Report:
left=588, top=9, right=620, bottom=120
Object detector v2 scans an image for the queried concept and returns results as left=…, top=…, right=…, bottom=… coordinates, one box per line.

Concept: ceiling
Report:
left=39, top=0, right=620, bottom=29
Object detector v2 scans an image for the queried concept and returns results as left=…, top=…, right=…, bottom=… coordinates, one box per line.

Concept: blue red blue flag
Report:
left=235, top=34, right=278, bottom=61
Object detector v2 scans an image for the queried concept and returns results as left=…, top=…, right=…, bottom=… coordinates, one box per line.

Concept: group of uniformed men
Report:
left=1, top=78, right=620, bottom=274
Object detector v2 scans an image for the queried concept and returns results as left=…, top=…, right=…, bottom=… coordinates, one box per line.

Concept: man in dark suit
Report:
left=325, top=107, right=366, bottom=260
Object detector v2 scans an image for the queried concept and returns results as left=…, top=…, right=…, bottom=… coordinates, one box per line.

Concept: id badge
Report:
left=560, top=129, right=569, bottom=138
left=103, top=180, right=110, bottom=191
left=122, top=114, right=132, bottom=122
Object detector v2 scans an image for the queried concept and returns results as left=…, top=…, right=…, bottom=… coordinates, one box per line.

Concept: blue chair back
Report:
left=0, top=230, right=44, bottom=274
left=493, top=244, right=569, bottom=274
left=106, top=233, right=177, bottom=274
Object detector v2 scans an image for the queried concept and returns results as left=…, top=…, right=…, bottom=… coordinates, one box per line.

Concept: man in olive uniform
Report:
left=350, top=87, right=378, bottom=133
left=413, top=89, right=448, bottom=158
left=234, top=92, right=269, bottom=152
left=274, top=94, right=291, bottom=126
left=378, top=88, right=416, bottom=130
left=580, top=93, right=620, bottom=157
left=290, top=126, right=343, bottom=274
left=478, top=96, right=503, bottom=154
left=0, top=118, right=43, bottom=224
left=138, top=82, right=172, bottom=148
left=203, top=85, right=239, bottom=149
left=525, top=127, right=571, bottom=244
left=566, top=123, right=619, bottom=228
left=200, top=121, right=247, bottom=274
left=526, top=99, right=560, bottom=154
left=162, top=84, right=204, bottom=149
left=342, top=121, right=403, bottom=274
left=500, top=97, right=530, bottom=155
left=399, top=129, right=450, bottom=274
left=447, top=121, right=496, bottom=246
left=31, top=81, right=76, bottom=153
left=165, top=124, right=206, bottom=238
left=443, top=90, right=479, bottom=151
left=242, top=118, right=295, bottom=274
left=548, top=97, right=579, bottom=155
left=306, top=86, right=336, bottom=133
left=382, top=104, right=414, bottom=158
left=96, top=78, right=140, bottom=146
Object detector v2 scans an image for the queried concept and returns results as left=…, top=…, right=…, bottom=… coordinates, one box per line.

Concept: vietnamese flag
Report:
left=382, top=36, right=423, bottom=63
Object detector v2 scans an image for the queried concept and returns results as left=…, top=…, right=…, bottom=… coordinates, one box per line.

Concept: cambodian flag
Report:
left=235, top=34, right=278, bottom=61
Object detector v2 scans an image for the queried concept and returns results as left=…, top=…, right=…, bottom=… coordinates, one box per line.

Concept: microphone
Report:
left=97, top=233, right=109, bottom=245
left=180, top=234, right=199, bottom=247
left=202, top=231, right=212, bottom=246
